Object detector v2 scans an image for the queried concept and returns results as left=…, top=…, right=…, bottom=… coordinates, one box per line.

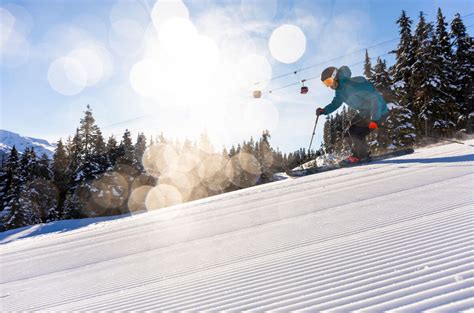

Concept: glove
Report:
left=316, top=108, right=325, bottom=116
left=368, top=121, right=378, bottom=129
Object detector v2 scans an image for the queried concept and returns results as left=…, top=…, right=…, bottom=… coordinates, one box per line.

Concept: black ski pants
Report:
left=345, top=113, right=388, bottom=159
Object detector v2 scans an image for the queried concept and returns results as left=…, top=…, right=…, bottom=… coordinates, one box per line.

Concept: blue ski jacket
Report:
left=323, top=66, right=389, bottom=122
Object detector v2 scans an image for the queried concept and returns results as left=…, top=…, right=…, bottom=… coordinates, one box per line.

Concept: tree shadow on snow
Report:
left=376, top=153, right=474, bottom=164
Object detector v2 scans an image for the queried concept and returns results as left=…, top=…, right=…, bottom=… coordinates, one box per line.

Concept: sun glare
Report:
left=269, top=24, right=306, bottom=64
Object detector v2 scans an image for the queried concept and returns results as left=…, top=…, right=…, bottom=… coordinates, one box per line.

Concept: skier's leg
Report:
left=346, top=115, right=371, bottom=159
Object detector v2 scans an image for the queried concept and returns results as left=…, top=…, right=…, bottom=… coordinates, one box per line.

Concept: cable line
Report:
left=258, top=12, right=474, bottom=87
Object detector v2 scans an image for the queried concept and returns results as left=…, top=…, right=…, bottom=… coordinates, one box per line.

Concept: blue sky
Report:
left=1, top=0, right=472, bottom=153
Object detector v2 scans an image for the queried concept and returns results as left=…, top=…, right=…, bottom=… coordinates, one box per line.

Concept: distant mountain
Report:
left=0, top=129, right=56, bottom=161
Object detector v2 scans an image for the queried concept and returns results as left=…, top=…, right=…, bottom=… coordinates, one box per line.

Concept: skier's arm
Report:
left=323, top=91, right=343, bottom=115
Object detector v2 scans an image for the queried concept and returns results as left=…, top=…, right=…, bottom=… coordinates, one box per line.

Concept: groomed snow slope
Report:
left=1, top=141, right=473, bottom=312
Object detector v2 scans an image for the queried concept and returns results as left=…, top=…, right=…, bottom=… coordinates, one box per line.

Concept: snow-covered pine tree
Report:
left=106, top=135, right=119, bottom=169
left=2, top=147, right=38, bottom=229
left=36, top=153, right=52, bottom=180
left=373, top=58, right=395, bottom=103
left=134, top=133, right=147, bottom=172
left=62, top=109, right=97, bottom=219
left=368, top=58, right=394, bottom=152
left=0, top=146, right=20, bottom=230
left=389, top=10, right=417, bottom=148
left=52, top=139, right=70, bottom=217
left=78, top=106, right=106, bottom=182
left=118, top=129, right=134, bottom=166
left=429, top=8, right=458, bottom=136
left=68, top=130, right=84, bottom=184
left=62, top=187, right=85, bottom=220
left=333, top=112, right=344, bottom=154
left=411, top=11, right=436, bottom=137
left=385, top=102, right=416, bottom=150
left=257, top=130, right=273, bottom=183
left=19, top=147, right=37, bottom=183
left=323, top=115, right=334, bottom=153
left=21, top=153, right=59, bottom=223
left=21, top=178, right=58, bottom=223
left=92, top=128, right=108, bottom=173
left=450, top=13, right=474, bottom=133
left=392, top=10, right=416, bottom=110
left=364, top=49, right=373, bottom=80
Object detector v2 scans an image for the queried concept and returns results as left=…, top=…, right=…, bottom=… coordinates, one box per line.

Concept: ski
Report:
left=285, top=148, right=415, bottom=178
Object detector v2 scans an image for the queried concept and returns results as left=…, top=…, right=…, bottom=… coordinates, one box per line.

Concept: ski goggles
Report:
left=323, top=69, right=338, bottom=87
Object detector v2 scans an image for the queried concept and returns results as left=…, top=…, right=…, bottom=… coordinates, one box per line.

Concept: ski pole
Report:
left=307, top=115, right=320, bottom=157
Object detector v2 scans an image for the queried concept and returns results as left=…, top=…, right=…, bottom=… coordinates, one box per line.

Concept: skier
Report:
left=316, top=66, right=390, bottom=164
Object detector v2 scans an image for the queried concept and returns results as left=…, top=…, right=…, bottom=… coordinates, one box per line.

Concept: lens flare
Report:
left=109, top=18, right=145, bottom=57
left=269, top=24, right=306, bottom=64
left=206, top=169, right=231, bottom=192
left=237, top=53, right=272, bottom=91
left=48, top=57, right=87, bottom=96
left=243, top=98, right=280, bottom=133
left=0, top=8, right=15, bottom=48
left=142, top=143, right=179, bottom=177
left=159, top=172, right=193, bottom=202
left=110, top=0, right=149, bottom=27
left=190, top=184, right=208, bottom=201
left=224, top=153, right=260, bottom=188
left=239, top=152, right=262, bottom=176
left=240, top=0, right=278, bottom=21
left=159, top=17, right=198, bottom=59
left=91, top=172, right=129, bottom=210
left=197, top=154, right=226, bottom=180
left=131, top=174, right=156, bottom=190
left=128, top=185, right=153, bottom=214
left=68, top=47, right=104, bottom=86
left=0, top=6, right=31, bottom=68
left=130, top=58, right=161, bottom=97
left=176, top=150, right=200, bottom=173
left=145, top=184, right=183, bottom=216
left=151, top=0, right=190, bottom=31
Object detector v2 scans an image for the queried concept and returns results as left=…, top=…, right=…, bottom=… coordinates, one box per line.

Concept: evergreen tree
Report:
left=257, top=130, right=273, bottom=183
left=385, top=102, right=416, bottom=149
left=19, top=147, right=37, bottom=183
left=106, top=135, right=119, bottom=168
left=77, top=107, right=106, bottom=181
left=392, top=10, right=416, bottom=109
left=3, top=195, right=32, bottom=230
left=430, top=8, right=457, bottom=135
left=20, top=178, right=58, bottom=223
left=52, top=139, right=70, bottom=217
left=450, top=13, right=474, bottom=133
left=62, top=187, right=85, bottom=220
left=134, top=133, right=147, bottom=171
left=36, top=153, right=52, bottom=180
left=323, top=115, right=335, bottom=153
left=373, top=58, right=395, bottom=103
left=68, top=130, right=83, bottom=183
left=411, top=11, right=436, bottom=136
left=117, top=129, right=134, bottom=166
left=364, top=49, right=373, bottom=80
left=2, top=147, right=37, bottom=230
left=0, top=146, right=20, bottom=229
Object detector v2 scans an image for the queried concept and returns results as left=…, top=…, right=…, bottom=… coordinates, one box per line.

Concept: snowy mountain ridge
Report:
left=0, top=129, right=56, bottom=159
left=1, top=141, right=473, bottom=311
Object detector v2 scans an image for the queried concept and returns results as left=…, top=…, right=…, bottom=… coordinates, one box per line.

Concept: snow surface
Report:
left=1, top=141, right=474, bottom=311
